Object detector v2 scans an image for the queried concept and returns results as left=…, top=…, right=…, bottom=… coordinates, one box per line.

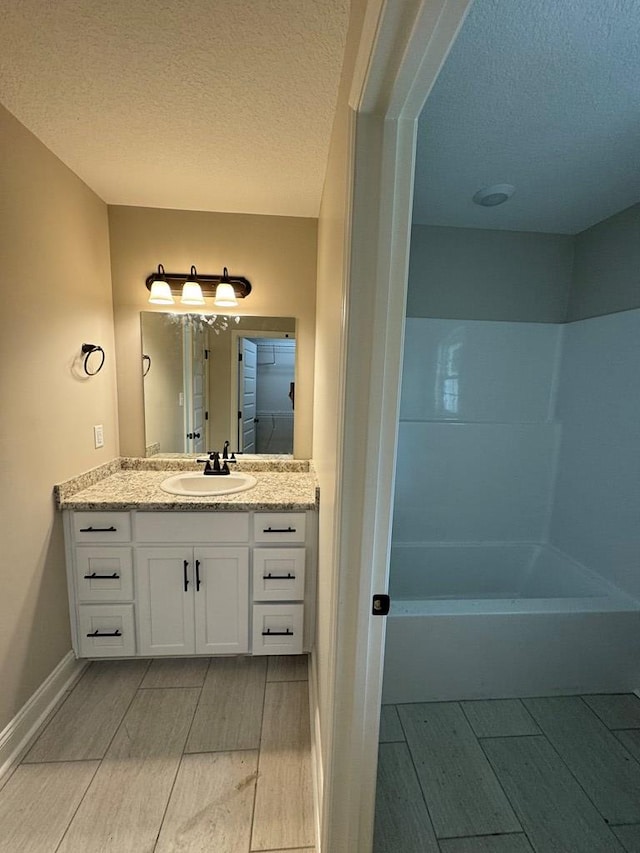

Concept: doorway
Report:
left=232, top=331, right=296, bottom=454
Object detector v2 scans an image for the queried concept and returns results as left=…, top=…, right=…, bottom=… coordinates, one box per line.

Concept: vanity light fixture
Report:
left=147, top=264, right=175, bottom=305
left=145, top=265, right=252, bottom=306
left=214, top=268, right=238, bottom=308
left=181, top=266, right=206, bottom=306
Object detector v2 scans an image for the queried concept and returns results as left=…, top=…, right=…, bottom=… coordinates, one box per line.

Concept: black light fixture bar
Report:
left=145, top=268, right=252, bottom=299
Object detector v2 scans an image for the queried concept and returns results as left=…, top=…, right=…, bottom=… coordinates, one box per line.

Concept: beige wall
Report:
left=140, top=313, right=184, bottom=453
left=0, top=105, right=117, bottom=730
left=108, top=206, right=317, bottom=458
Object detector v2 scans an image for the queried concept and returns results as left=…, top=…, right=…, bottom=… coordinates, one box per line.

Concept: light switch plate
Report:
left=93, top=424, right=104, bottom=448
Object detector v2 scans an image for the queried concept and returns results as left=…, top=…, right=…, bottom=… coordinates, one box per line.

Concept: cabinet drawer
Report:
left=136, top=512, right=249, bottom=543
left=74, top=548, right=133, bottom=602
left=72, top=512, right=131, bottom=543
left=252, top=604, right=303, bottom=655
left=253, top=548, right=305, bottom=601
left=78, top=605, right=135, bottom=657
left=253, top=513, right=306, bottom=544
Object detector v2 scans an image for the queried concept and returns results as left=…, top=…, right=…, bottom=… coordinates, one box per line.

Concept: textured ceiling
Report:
left=0, top=0, right=349, bottom=217
left=413, top=0, right=640, bottom=233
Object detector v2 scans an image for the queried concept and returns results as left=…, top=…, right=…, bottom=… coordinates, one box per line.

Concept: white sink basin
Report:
left=160, top=471, right=257, bottom=497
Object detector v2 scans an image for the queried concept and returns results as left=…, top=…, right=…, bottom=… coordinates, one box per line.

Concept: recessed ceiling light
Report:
left=473, top=184, right=515, bottom=207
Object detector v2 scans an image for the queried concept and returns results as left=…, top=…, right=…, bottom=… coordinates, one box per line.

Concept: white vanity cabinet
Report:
left=63, top=507, right=316, bottom=660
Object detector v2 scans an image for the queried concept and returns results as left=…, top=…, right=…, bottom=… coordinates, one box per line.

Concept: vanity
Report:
left=57, top=460, right=318, bottom=661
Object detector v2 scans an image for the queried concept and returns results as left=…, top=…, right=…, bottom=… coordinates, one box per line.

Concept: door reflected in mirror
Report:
left=141, top=313, right=296, bottom=456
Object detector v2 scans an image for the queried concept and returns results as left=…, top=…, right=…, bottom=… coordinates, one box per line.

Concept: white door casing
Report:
left=319, top=2, right=474, bottom=851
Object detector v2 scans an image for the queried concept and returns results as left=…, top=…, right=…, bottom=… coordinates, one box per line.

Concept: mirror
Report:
left=141, top=313, right=296, bottom=456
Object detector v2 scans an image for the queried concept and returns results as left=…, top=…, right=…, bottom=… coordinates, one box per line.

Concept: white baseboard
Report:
left=308, top=650, right=323, bottom=853
left=0, top=651, right=87, bottom=781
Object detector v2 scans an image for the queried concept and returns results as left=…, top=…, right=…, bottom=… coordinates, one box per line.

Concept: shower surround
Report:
left=384, top=310, right=640, bottom=702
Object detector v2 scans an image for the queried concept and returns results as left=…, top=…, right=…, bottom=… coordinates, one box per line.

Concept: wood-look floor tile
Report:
left=0, top=761, right=99, bottom=853
left=140, top=656, right=209, bottom=688
left=613, top=824, right=640, bottom=852
left=263, top=849, right=315, bottom=852
left=373, top=742, right=438, bottom=853
left=6, top=684, right=79, bottom=780
left=186, top=656, right=267, bottom=753
left=524, top=696, right=640, bottom=824
left=57, top=687, right=199, bottom=853
left=616, top=729, right=640, bottom=761
left=398, top=703, right=520, bottom=839
left=584, top=694, right=640, bottom=730
left=483, top=735, right=622, bottom=853
left=439, top=834, right=534, bottom=852
left=251, top=680, right=314, bottom=851
left=379, top=705, right=405, bottom=742
left=267, top=654, right=309, bottom=682
left=24, top=660, right=148, bottom=762
left=155, top=751, right=258, bottom=853
left=461, top=699, right=540, bottom=738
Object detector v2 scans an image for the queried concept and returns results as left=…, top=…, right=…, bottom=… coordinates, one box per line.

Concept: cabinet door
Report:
left=137, top=547, right=195, bottom=655
left=194, top=547, right=249, bottom=655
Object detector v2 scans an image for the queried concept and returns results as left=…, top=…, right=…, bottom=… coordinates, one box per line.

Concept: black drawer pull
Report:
left=79, top=526, right=117, bottom=533
left=264, top=573, right=296, bottom=580
left=261, top=628, right=294, bottom=636
left=263, top=526, right=296, bottom=534
left=86, top=629, right=122, bottom=637
left=195, top=559, right=201, bottom=592
left=184, top=560, right=189, bottom=592
left=84, top=572, right=120, bottom=580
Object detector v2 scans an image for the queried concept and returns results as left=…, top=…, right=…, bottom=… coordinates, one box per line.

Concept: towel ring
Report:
left=81, top=343, right=105, bottom=376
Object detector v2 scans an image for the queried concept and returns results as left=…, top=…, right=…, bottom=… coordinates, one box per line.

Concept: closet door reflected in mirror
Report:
left=141, top=313, right=296, bottom=456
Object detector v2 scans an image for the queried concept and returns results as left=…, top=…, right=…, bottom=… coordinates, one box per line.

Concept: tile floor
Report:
left=0, top=655, right=315, bottom=853
left=375, top=693, right=640, bottom=853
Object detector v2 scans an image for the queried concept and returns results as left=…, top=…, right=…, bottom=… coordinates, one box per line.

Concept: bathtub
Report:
left=382, top=543, right=640, bottom=703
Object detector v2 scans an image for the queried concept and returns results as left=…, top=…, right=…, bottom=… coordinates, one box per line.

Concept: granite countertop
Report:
left=56, top=466, right=319, bottom=512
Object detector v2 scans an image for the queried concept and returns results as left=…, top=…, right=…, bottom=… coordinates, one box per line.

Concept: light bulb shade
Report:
left=148, top=280, right=175, bottom=304
left=214, top=281, right=238, bottom=307
left=181, top=281, right=206, bottom=306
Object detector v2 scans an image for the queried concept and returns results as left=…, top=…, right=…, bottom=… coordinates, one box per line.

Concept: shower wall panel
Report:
left=550, top=308, right=640, bottom=597
left=394, top=318, right=563, bottom=544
